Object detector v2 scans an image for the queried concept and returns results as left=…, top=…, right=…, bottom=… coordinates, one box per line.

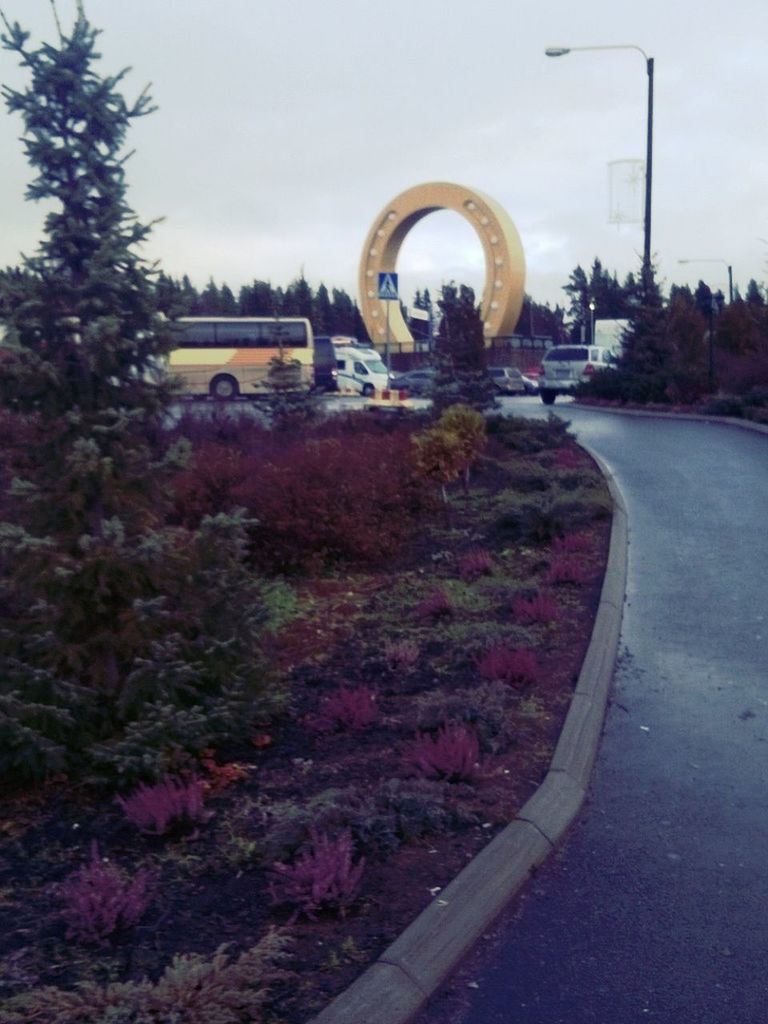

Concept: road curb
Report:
left=310, top=453, right=629, bottom=1024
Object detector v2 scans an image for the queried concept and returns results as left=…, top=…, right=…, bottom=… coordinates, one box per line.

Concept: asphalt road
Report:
left=421, top=402, right=768, bottom=1024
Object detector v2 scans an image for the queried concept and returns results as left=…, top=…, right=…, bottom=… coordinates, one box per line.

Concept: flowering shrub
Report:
left=383, top=639, right=420, bottom=674
left=410, top=723, right=480, bottom=782
left=308, top=686, right=378, bottom=733
left=58, top=841, right=155, bottom=944
left=546, top=557, right=590, bottom=585
left=414, top=588, right=454, bottom=623
left=477, top=644, right=541, bottom=687
left=116, top=776, right=211, bottom=836
left=512, top=591, right=561, bottom=626
left=458, top=548, right=495, bottom=580
left=270, top=829, right=365, bottom=921
left=553, top=446, right=582, bottom=469
left=551, top=532, right=592, bottom=556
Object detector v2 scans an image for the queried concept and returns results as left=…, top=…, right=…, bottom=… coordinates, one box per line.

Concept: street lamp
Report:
left=588, top=299, right=596, bottom=344
left=545, top=44, right=654, bottom=297
left=677, top=258, right=733, bottom=303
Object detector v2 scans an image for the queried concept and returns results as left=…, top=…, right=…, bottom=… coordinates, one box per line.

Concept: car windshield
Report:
left=365, top=359, right=388, bottom=375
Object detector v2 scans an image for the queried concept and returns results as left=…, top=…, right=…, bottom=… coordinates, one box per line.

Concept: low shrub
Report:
left=547, top=556, right=590, bottom=585
left=308, top=685, right=378, bottom=733
left=485, top=413, right=571, bottom=453
left=458, top=548, right=495, bottom=580
left=551, top=532, right=593, bottom=556
left=246, top=433, right=434, bottom=573
left=3, top=931, right=292, bottom=1024
left=415, top=680, right=516, bottom=754
left=415, top=587, right=455, bottom=622
left=199, top=749, right=250, bottom=793
left=410, top=722, right=480, bottom=782
left=375, top=777, right=455, bottom=841
left=477, top=644, right=541, bottom=687
left=58, top=841, right=155, bottom=945
left=116, top=776, right=211, bottom=836
left=512, top=591, right=561, bottom=625
left=172, top=423, right=435, bottom=575
left=270, top=828, right=365, bottom=922
left=383, top=639, right=420, bottom=674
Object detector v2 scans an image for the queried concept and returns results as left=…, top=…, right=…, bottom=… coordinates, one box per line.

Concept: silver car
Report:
left=539, top=346, right=618, bottom=405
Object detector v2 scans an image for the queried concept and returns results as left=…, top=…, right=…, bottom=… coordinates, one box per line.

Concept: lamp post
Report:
left=545, top=44, right=654, bottom=298
left=677, top=258, right=733, bottom=303
left=588, top=299, right=596, bottom=344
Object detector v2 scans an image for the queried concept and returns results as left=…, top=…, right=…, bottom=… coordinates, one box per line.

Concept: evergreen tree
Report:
left=196, top=277, right=223, bottom=315
left=0, top=8, right=283, bottom=785
left=312, top=282, right=332, bottom=334
left=330, top=288, right=357, bottom=336
left=218, top=282, right=238, bottom=316
left=431, top=282, right=495, bottom=414
left=239, top=279, right=274, bottom=316
left=745, top=279, right=765, bottom=308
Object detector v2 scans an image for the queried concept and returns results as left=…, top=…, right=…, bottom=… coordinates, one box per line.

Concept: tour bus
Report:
left=169, top=317, right=314, bottom=399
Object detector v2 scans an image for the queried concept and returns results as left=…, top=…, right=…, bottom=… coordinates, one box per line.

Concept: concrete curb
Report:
left=574, top=402, right=768, bottom=436
left=310, top=454, right=629, bottom=1024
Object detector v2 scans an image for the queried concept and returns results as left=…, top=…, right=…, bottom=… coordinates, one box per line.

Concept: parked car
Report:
left=389, top=367, right=436, bottom=396
left=538, top=345, right=618, bottom=405
left=487, top=366, right=527, bottom=395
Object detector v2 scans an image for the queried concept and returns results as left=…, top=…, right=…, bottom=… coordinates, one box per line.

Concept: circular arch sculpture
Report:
left=358, top=181, right=526, bottom=350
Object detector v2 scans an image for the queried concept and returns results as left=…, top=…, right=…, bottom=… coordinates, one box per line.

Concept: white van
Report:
left=334, top=345, right=390, bottom=396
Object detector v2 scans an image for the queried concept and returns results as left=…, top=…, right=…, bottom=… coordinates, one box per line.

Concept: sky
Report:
left=0, top=0, right=767, bottom=320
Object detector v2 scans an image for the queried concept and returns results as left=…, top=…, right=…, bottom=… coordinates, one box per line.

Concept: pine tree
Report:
left=0, top=7, right=284, bottom=785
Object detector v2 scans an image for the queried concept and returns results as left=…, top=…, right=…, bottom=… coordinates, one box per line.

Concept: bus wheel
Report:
left=362, top=383, right=374, bottom=397
left=210, top=374, right=239, bottom=400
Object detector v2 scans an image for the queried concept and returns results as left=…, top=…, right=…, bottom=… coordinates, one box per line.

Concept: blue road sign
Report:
left=378, top=272, right=399, bottom=301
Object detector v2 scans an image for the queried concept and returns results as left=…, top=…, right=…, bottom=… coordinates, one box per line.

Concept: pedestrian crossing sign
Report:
left=378, top=272, right=399, bottom=301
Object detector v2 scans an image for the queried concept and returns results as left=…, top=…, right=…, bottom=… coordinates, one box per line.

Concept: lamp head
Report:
left=545, top=47, right=570, bottom=57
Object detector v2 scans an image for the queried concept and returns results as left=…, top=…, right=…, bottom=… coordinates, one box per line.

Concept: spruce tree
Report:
left=431, top=282, right=496, bottom=414
left=0, top=7, right=284, bottom=785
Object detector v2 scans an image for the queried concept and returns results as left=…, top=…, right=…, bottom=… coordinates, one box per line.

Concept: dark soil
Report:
left=0, top=428, right=612, bottom=1023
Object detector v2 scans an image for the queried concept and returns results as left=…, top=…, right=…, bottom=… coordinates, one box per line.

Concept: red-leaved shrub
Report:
left=308, top=686, right=378, bottom=732
left=172, top=424, right=435, bottom=574
left=269, top=828, right=365, bottom=921
left=547, top=556, right=590, bottom=585
left=199, top=749, right=250, bottom=793
left=248, top=434, right=433, bottom=573
left=512, top=591, right=561, bottom=625
left=415, top=588, right=454, bottom=622
left=58, top=840, right=155, bottom=944
left=458, top=548, right=495, bottom=580
left=477, top=644, right=541, bottom=687
left=410, top=722, right=480, bottom=782
left=171, top=441, right=252, bottom=526
left=116, top=776, right=211, bottom=836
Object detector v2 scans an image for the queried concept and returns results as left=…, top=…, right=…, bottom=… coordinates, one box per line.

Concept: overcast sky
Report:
left=1, top=0, right=766, bottom=318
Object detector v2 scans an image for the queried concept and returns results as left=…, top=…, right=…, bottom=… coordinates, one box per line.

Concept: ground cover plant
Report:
left=0, top=409, right=613, bottom=1024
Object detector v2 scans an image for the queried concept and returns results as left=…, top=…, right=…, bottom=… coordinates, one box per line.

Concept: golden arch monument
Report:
left=358, top=181, right=526, bottom=351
